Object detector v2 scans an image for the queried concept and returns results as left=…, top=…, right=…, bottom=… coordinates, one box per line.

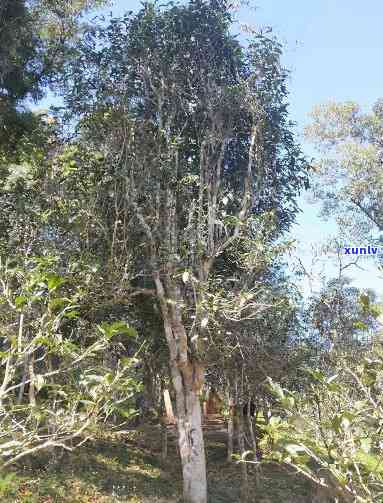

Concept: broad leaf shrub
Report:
left=0, top=255, right=140, bottom=468
left=260, top=351, right=383, bottom=502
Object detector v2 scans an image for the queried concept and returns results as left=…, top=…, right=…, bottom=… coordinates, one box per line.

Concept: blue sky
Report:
left=75, top=0, right=383, bottom=296
left=245, top=0, right=383, bottom=296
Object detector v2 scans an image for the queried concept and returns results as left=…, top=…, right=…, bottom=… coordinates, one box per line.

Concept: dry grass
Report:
left=0, top=425, right=313, bottom=502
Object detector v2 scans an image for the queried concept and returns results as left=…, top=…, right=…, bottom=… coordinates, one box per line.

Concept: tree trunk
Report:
left=171, top=367, right=207, bottom=503
left=247, top=406, right=261, bottom=487
left=17, top=355, right=28, bottom=404
left=163, top=389, right=176, bottom=424
left=142, top=361, right=155, bottom=416
left=161, top=420, right=168, bottom=461
left=28, top=352, right=36, bottom=407
left=154, top=273, right=207, bottom=503
left=238, top=406, right=249, bottom=503
left=227, top=396, right=235, bottom=462
left=246, top=402, right=257, bottom=459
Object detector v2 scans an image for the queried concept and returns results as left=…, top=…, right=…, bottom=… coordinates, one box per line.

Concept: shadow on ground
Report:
left=3, top=425, right=313, bottom=502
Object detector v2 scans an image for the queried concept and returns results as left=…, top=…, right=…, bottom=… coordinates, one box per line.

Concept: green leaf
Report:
left=99, top=321, right=138, bottom=339
left=15, top=295, right=28, bottom=309
left=353, top=320, right=368, bottom=330
left=49, top=297, right=71, bottom=312
left=64, top=309, right=79, bottom=319
left=331, top=415, right=342, bottom=433
left=105, top=373, right=114, bottom=385
left=306, top=369, right=326, bottom=383
left=9, top=335, right=17, bottom=348
left=34, top=336, right=52, bottom=348
left=330, top=384, right=342, bottom=393
left=46, top=274, right=65, bottom=291
left=112, top=405, right=138, bottom=419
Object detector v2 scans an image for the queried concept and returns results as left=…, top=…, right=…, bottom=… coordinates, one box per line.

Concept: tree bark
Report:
left=161, top=420, right=168, bottom=461
left=163, top=389, right=176, bottom=424
left=175, top=384, right=207, bottom=503
left=154, top=273, right=207, bottom=503
left=247, top=406, right=261, bottom=487
left=227, top=396, right=235, bottom=462
left=17, top=356, right=28, bottom=404
left=28, top=352, right=36, bottom=407
left=247, top=402, right=257, bottom=459
left=238, top=406, right=249, bottom=503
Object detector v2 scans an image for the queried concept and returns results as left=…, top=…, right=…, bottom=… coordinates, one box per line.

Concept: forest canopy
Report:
left=0, top=1, right=381, bottom=503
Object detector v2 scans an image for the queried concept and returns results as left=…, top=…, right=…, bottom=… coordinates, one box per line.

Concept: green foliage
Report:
left=98, top=321, right=138, bottom=340
left=0, top=2, right=311, bottom=494
left=306, top=277, right=379, bottom=350
left=262, top=352, right=383, bottom=502
left=306, top=99, right=383, bottom=234
left=0, top=472, right=21, bottom=498
left=0, top=253, right=141, bottom=467
left=0, top=0, right=107, bottom=155
left=61, top=0, right=309, bottom=236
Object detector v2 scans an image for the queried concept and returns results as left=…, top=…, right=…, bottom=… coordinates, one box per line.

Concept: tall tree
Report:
left=305, top=100, right=383, bottom=234
left=306, top=278, right=379, bottom=351
left=0, top=0, right=106, bottom=152
left=59, top=1, right=309, bottom=501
